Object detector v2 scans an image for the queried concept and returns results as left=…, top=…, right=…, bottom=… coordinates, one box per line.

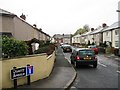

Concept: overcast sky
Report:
left=0, top=0, right=119, bottom=36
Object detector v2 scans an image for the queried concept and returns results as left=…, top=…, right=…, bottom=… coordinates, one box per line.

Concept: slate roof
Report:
left=0, top=8, right=15, bottom=16
left=90, top=26, right=108, bottom=35
left=73, top=34, right=81, bottom=38
left=81, top=30, right=92, bottom=36
left=102, top=21, right=120, bottom=32
left=63, top=34, right=71, bottom=38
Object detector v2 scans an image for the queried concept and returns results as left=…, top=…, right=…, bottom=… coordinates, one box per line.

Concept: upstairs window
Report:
left=106, top=32, right=108, bottom=36
left=115, top=30, right=118, bottom=35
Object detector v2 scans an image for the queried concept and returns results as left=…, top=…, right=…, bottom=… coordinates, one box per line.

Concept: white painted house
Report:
left=89, top=24, right=108, bottom=46
left=72, top=34, right=81, bottom=44
left=81, top=30, right=93, bottom=44
left=102, top=21, right=120, bottom=48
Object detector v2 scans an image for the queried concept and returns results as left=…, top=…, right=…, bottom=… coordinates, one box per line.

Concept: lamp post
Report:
left=117, top=1, right=120, bottom=56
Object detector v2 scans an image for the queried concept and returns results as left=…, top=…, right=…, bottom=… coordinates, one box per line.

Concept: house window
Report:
left=115, top=41, right=119, bottom=47
left=115, top=30, right=118, bottom=35
left=106, top=32, right=108, bottom=36
left=0, top=32, right=13, bottom=37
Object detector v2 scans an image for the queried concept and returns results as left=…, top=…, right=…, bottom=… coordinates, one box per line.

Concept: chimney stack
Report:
left=102, top=23, right=107, bottom=28
left=91, top=28, right=94, bottom=31
left=20, top=13, right=26, bottom=20
left=33, top=24, right=37, bottom=28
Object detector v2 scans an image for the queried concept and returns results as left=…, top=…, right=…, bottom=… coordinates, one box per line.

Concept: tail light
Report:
left=75, top=56, right=80, bottom=60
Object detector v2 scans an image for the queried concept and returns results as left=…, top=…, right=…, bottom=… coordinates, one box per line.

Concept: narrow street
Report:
left=64, top=52, right=120, bottom=89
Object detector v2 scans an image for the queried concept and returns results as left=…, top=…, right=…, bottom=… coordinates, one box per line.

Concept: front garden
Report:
left=2, top=35, right=56, bottom=59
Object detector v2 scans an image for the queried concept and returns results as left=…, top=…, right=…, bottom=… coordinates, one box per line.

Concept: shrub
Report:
left=34, top=46, right=49, bottom=54
left=114, top=48, right=119, bottom=56
left=2, top=36, right=28, bottom=58
left=106, top=47, right=111, bottom=54
left=98, top=47, right=105, bottom=54
left=34, top=43, right=55, bottom=55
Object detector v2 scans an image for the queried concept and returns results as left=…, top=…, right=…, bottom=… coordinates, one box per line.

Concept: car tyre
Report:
left=71, top=60, right=74, bottom=65
left=93, top=64, right=97, bottom=68
left=74, top=62, right=79, bottom=68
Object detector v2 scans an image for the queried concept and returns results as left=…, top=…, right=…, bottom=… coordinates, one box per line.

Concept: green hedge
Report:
left=2, top=36, right=28, bottom=58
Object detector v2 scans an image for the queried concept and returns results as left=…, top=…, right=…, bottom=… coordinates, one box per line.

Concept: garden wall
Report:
left=0, top=51, right=55, bottom=89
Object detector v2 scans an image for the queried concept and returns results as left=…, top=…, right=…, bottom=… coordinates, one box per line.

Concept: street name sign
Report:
left=11, top=67, right=26, bottom=80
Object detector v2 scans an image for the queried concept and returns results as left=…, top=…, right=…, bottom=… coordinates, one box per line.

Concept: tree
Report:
left=73, top=28, right=86, bottom=36
left=83, top=24, right=90, bottom=32
left=73, top=24, right=90, bottom=36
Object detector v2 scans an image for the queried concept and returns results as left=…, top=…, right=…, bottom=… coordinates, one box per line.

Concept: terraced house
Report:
left=72, top=22, right=119, bottom=49
left=102, top=21, right=120, bottom=48
left=0, top=8, right=50, bottom=42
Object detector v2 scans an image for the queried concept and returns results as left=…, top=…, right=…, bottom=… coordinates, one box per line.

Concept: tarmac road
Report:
left=64, top=53, right=120, bottom=89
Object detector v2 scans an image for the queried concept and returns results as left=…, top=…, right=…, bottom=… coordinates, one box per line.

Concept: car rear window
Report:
left=79, top=50, right=94, bottom=56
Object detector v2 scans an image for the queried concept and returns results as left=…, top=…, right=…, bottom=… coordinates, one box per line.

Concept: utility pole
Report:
left=117, top=1, right=120, bottom=56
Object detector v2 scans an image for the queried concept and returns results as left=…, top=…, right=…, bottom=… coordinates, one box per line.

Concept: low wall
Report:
left=1, top=51, right=55, bottom=89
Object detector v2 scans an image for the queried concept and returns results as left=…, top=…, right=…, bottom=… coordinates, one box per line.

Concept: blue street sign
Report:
left=26, top=66, right=34, bottom=76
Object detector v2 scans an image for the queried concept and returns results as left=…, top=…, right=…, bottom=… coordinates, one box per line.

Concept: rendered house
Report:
left=63, top=34, right=71, bottom=44
left=53, top=34, right=63, bottom=43
left=102, top=21, right=120, bottom=48
left=89, top=24, right=108, bottom=46
left=72, top=34, right=81, bottom=44
left=53, top=34, right=71, bottom=44
left=0, top=8, right=50, bottom=42
left=81, top=30, right=93, bottom=44
left=0, top=8, right=51, bottom=53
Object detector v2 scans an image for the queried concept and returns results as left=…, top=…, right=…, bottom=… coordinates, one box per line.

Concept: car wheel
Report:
left=74, top=62, right=78, bottom=68
left=71, top=60, right=74, bottom=65
left=93, top=64, right=97, bottom=68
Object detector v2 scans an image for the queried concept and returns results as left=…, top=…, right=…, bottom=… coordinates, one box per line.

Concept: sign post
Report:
left=10, top=65, right=34, bottom=88
left=26, top=64, right=34, bottom=85
left=13, top=67, right=17, bottom=89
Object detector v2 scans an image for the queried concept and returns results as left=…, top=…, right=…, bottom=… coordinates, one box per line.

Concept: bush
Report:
left=34, top=43, right=55, bottom=55
left=34, top=46, right=49, bottom=54
left=114, top=48, right=119, bottom=56
left=106, top=47, right=111, bottom=54
left=98, top=47, right=105, bottom=54
left=2, top=36, right=28, bottom=58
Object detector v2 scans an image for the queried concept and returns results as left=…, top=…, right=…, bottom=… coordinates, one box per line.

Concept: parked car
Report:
left=61, top=44, right=72, bottom=52
left=70, top=48, right=97, bottom=68
left=88, top=45, right=98, bottom=54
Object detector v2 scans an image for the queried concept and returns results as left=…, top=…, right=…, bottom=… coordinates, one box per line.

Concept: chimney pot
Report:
left=20, top=13, right=26, bottom=20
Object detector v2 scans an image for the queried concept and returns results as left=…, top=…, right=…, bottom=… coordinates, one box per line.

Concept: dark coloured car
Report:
left=70, top=48, right=97, bottom=68
left=61, top=44, right=72, bottom=52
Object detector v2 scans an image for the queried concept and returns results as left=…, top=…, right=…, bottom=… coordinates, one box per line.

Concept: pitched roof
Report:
left=73, top=34, right=81, bottom=38
left=102, top=21, right=120, bottom=32
left=0, top=8, right=51, bottom=37
left=81, top=30, right=92, bottom=36
left=63, top=34, right=71, bottom=38
left=90, top=26, right=108, bottom=35
left=0, top=8, right=15, bottom=16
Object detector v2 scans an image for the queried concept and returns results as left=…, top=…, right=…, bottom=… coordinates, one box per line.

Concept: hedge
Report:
left=2, top=36, right=28, bottom=58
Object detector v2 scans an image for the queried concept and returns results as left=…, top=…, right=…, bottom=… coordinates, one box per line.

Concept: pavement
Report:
left=102, top=54, right=120, bottom=61
left=12, top=46, right=77, bottom=90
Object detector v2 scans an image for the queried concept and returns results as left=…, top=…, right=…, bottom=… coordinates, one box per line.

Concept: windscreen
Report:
left=79, top=50, right=94, bottom=56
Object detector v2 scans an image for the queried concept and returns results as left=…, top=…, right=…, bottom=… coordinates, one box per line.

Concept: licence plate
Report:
left=84, top=57, right=91, bottom=60
left=67, top=49, right=69, bottom=51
